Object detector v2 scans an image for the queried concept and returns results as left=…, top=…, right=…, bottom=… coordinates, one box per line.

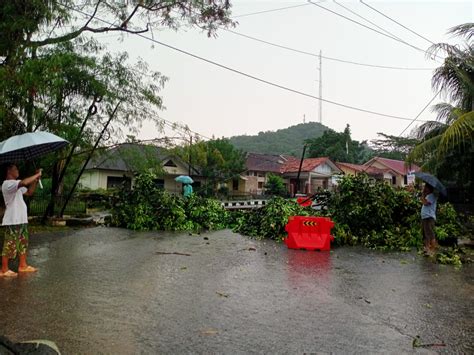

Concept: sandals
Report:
left=0, top=270, right=18, bottom=277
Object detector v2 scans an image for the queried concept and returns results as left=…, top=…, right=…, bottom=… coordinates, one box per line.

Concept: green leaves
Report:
left=264, top=174, right=287, bottom=197
left=111, top=171, right=228, bottom=232
left=232, top=197, right=318, bottom=241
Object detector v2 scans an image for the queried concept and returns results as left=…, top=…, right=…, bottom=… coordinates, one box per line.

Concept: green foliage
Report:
left=407, top=24, right=473, bottom=201
left=111, top=171, right=228, bottom=232
left=229, top=122, right=328, bottom=156
left=305, top=124, right=368, bottom=163
left=435, top=202, right=463, bottom=240
left=327, top=175, right=422, bottom=250
left=436, top=248, right=463, bottom=267
left=264, top=174, right=287, bottom=197
left=370, top=133, right=419, bottom=161
left=184, top=195, right=229, bottom=231
left=232, top=197, right=317, bottom=241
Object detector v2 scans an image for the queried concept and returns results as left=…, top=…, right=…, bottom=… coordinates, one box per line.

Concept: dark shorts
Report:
left=422, top=218, right=435, bottom=243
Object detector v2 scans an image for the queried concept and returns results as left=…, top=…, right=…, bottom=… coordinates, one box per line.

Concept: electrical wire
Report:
left=232, top=3, right=312, bottom=19
left=360, top=0, right=436, bottom=45
left=333, top=0, right=405, bottom=42
left=95, top=27, right=435, bottom=71
left=63, top=5, right=428, bottom=123
left=398, top=91, right=441, bottom=137
left=223, top=28, right=434, bottom=71
left=307, top=1, right=442, bottom=62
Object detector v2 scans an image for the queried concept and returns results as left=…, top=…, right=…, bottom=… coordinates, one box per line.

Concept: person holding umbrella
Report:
left=0, top=131, right=69, bottom=277
left=415, top=172, right=447, bottom=256
left=420, top=183, right=438, bottom=255
left=0, top=164, right=42, bottom=277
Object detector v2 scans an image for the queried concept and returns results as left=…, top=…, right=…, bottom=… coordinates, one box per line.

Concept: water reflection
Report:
left=286, top=250, right=332, bottom=299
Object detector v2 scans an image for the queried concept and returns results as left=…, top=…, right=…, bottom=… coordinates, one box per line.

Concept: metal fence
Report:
left=27, top=192, right=86, bottom=216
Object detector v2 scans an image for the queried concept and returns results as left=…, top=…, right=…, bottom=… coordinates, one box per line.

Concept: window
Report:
left=164, top=160, right=177, bottom=167
left=403, top=175, right=408, bottom=185
left=154, top=179, right=165, bottom=189
left=392, top=176, right=396, bottom=185
left=232, top=179, right=239, bottom=191
left=107, top=176, right=131, bottom=189
left=257, top=173, right=264, bottom=178
left=258, top=182, right=264, bottom=189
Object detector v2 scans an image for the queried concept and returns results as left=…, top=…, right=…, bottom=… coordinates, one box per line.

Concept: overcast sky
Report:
left=97, top=0, right=473, bottom=144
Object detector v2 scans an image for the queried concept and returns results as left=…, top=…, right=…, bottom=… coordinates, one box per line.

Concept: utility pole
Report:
left=188, top=135, right=192, bottom=176
left=319, top=50, right=322, bottom=124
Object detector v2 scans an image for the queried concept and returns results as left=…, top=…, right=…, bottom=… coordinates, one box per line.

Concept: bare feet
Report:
left=18, top=265, right=37, bottom=273
left=0, top=270, right=18, bottom=277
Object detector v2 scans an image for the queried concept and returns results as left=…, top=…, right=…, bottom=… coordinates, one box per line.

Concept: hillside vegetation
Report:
left=229, top=122, right=328, bottom=156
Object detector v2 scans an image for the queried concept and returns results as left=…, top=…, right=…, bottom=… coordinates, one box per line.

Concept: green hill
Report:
left=229, top=122, right=329, bottom=156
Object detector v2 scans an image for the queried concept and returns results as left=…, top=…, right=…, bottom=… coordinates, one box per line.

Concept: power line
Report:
left=66, top=5, right=429, bottom=123
left=333, top=1, right=405, bottom=42
left=232, top=3, right=312, bottom=19
left=223, top=28, right=434, bottom=71
left=360, top=0, right=436, bottom=46
left=97, top=25, right=435, bottom=71
left=398, top=91, right=441, bottom=136
left=307, top=1, right=442, bottom=62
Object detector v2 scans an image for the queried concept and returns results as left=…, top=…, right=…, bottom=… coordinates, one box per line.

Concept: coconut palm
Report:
left=408, top=23, right=473, bottom=170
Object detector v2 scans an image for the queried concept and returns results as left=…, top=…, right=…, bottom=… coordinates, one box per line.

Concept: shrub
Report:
left=435, top=202, right=463, bottom=241
left=264, top=174, right=287, bottom=197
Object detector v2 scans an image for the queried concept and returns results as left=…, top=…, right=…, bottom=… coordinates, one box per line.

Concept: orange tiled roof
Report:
left=281, top=157, right=329, bottom=173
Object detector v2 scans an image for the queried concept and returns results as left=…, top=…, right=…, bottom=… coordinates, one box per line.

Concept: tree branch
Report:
left=83, top=0, right=102, bottom=28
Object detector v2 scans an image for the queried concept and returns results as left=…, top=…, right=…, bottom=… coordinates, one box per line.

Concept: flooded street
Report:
left=1, top=227, right=473, bottom=354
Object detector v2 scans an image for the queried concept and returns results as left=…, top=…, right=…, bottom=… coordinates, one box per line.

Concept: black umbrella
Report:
left=414, top=172, right=447, bottom=196
left=0, top=131, right=69, bottom=164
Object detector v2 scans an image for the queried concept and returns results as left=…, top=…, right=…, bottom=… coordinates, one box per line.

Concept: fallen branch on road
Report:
left=155, top=251, right=192, bottom=256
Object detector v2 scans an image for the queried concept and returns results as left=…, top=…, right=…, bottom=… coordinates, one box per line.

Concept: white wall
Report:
left=314, top=163, right=333, bottom=175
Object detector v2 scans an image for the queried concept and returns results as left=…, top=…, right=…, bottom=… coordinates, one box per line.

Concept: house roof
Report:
left=336, top=162, right=385, bottom=177
left=245, top=152, right=296, bottom=173
left=85, top=143, right=198, bottom=174
left=281, top=157, right=331, bottom=173
left=364, top=157, right=420, bottom=175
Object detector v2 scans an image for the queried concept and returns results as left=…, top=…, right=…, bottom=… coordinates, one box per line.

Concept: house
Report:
left=221, top=153, right=293, bottom=197
left=336, top=162, right=386, bottom=180
left=79, top=143, right=202, bottom=194
left=281, top=157, right=343, bottom=195
left=243, top=153, right=295, bottom=195
left=363, top=157, right=420, bottom=187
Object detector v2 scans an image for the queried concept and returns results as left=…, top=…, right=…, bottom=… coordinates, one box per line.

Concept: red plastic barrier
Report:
left=284, top=216, right=335, bottom=251
left=296, top=197, right=312, bottom=207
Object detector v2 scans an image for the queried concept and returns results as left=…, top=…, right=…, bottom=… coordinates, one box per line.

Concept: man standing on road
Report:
left=1, top=164, right=42, bottom=277
left=421, top=183, right=438, bottom=256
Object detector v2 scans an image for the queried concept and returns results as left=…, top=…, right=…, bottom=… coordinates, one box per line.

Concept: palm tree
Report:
left=408, top=23, right=473, bottom=171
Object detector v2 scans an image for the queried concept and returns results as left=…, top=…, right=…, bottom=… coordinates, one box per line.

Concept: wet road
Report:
left=0, top=227, right=473, bottom=354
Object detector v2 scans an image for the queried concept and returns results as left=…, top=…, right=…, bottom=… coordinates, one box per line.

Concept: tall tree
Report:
left=305, top=124, right=367, bottom=163
left=408, top=23, right=473, bottom=168
left=370, top=133, right=419, bottom=160
left=175, top=138, right=245, bottom=195
left=406, top=23, right=473, bottom=200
